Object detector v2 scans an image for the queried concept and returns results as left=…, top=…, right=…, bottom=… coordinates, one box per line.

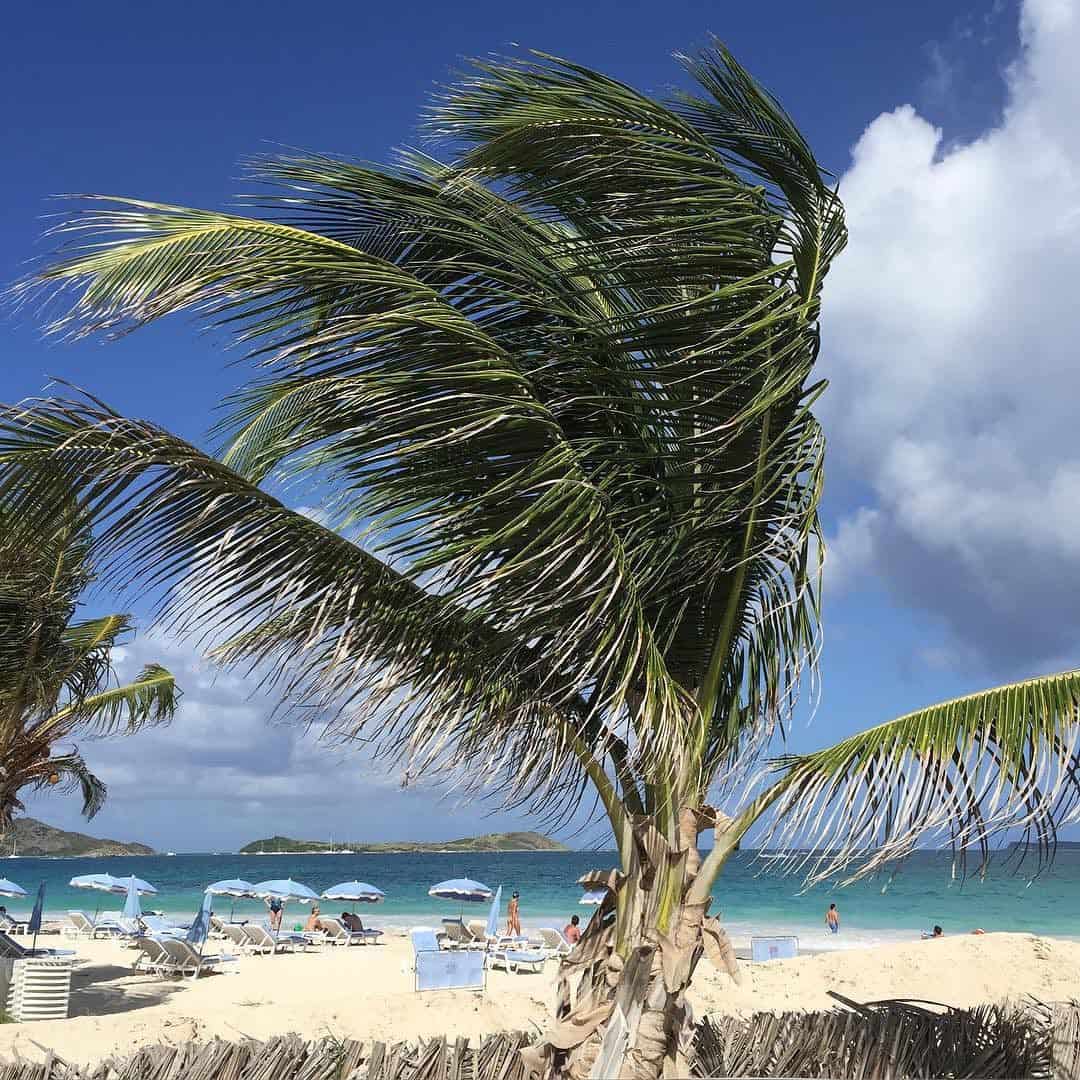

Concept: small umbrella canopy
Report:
left=485, top=885, right=502, bottom=939
left=252, top=879, right=319, bottom=903
left=205, top=879, right=256, bottom=898
left=186, top=890, right=213, bottom=948
left=579, top=890, right=607, bottom=906
left=0, top=878, right=27, bottom=899
left=428, top=878, right=492, bottom=903
left=122, top=876, right=142, bottom=919
left=322, top=881, right=385, bottom=903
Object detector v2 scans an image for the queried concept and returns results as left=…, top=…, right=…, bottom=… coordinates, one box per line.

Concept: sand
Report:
left=0, top=932, right=1077, bottom=1067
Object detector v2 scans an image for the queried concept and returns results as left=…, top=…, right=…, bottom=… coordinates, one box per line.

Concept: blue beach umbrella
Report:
left=28, top=882, right=44, bottom=954
left=484, top=885, right=502, bottom=939
left=428, top=878, right=492, bottom=902
left=0, top=878, right=27, bottom=899
left=186, top=890, right=213, bottom=952
left=252, top=879, right=319, bottom=903
left=122, top=876, right=142, bottom=920
left=322, top=881, right=385, bottom=915
left=206, top=878, right=256, bottom=922
left=579, top=890, right=607, bottom=906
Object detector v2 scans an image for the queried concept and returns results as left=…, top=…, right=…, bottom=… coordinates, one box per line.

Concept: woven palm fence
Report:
left=0, top=1002, right=1074, bottom=1080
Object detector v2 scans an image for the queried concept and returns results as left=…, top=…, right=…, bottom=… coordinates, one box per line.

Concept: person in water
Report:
left=826, top=903, right=840, bottom=934
left=921, top=924, right=944, bottom=939
left=564, top=914, right=582, bottom=945
left=507, top=891, right=522, bottom=937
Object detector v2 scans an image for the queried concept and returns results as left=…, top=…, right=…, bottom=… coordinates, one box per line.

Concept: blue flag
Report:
left=28, top=882, right=44, bottom=936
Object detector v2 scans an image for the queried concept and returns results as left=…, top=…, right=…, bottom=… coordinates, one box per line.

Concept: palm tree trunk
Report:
left=525, top=811, right=739, bottom=1080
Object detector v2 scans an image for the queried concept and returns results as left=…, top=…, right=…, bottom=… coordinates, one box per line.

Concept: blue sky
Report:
left=6, top=0, right=1078, bottom=851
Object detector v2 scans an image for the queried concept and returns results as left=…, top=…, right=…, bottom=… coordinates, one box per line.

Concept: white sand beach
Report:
left=0, top=932, right=1077, bottom=1067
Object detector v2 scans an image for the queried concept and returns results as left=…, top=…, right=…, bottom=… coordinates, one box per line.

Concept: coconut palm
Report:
left=0, top=485, right=179, bottom=825
left=2, top=43, right=1079, bottom=1078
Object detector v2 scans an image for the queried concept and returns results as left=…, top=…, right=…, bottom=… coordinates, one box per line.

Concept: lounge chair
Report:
left=65, top=910, right=121, bottom=939
left=488, top=945, right=546, bottom=974
left=536, top=927, right=573, bottom=957
left=220, top=924, right=251, bottom=952
left=0, top=911, right=28, bottom=935
left=411, top=927, right=485, bottom=992
left=242, top=923, right=308, bottom=954
left=322, top=916, right=381, bottom=946
left=132, top=936, right=172, bottom=973
left=0, top=930, right=75, bottom=960
left=466, top=919, right=488, bottom=941
left=441, top=919, right=485, bottom=950
left=159, top=937, right=236, bottom=978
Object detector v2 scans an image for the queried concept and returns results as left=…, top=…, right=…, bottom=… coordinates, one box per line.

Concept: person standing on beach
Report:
left=826, top=903, right=839, bottom=934
left=507, top=891, right=522, bottom=937
left=266, top=896, right=283, bottom=931
left=564, top=914, right=582, bottom=944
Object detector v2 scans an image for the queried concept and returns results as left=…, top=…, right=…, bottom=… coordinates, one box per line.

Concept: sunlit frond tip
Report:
left=761, top=669, right=1080, bottom=884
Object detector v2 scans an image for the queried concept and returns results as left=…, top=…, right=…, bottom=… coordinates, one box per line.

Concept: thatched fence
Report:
left=0, top=1001, right=1076, bottom=1080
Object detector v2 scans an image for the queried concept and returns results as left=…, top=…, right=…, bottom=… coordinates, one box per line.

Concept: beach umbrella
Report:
left=252, top=879, right=319, bottom=903
left=28, top=882, right=44, bottom=955
left=428, top=878, right=492, bottom=902
left=186, top=890, right=213, bottom=954
left=253, top=878, right=319, bottom=931
left=206, top=878, right=256, bottom=922
left=69, top=873, right=157, bottom=896
left=0, top=878, right=27, bottom=899
left=322, top=881, right=384, bottom=915
left=484, top=885, right=502, bottom=939
left=429, top=877, right=492, bottom=919
left=122, top=876, right=142, bottom=920
left=579, top=890, right=607, bottom=906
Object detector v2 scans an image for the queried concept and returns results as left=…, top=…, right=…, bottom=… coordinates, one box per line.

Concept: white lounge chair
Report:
left=488, top=945, right=546, bottom=974
left=132, top=936, right=172, bottom=973
left=243, top=923, right=308, bottom=954
left=0, top=911, right=28, bottom=935
left=536, top=927, right=573, bottom=956
left=220, top=924, right=252, bottom=952
left=440, top=919, right=486, bottom=950
left=65, top=910, right=120, bottom=939
left=159, top=937, right=236, bottom=978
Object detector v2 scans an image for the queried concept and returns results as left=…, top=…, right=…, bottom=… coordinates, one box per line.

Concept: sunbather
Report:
left=341, top=911, right=363, bottom=931
left=305, top=904, right=326, bottom=933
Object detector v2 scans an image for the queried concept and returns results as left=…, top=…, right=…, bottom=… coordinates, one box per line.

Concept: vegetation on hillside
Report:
left=239, top=830, right=566, bottom=854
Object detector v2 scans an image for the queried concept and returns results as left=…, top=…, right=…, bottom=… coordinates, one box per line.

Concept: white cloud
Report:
left=821, top=0, right=1080, bottom=670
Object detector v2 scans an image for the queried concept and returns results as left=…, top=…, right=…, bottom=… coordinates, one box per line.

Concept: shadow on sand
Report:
left=68, top=962, right=188, bottom=1017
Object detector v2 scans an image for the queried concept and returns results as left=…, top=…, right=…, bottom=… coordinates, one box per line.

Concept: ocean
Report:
left=6, top=848, right=1077, bottom=948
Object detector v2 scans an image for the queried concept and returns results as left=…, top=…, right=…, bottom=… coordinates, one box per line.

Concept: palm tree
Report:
left=2, top=43, right=1079, bottom=1077
left=0, top=484, right=179, bottom=825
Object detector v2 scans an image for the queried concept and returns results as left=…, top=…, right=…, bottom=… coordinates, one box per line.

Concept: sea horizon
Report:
left=7, top=847, right=1078, bottom=949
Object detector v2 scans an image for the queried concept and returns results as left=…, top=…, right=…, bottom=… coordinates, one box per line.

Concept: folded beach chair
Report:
left=536, top=927, right=573, bottom=957
left=488, top=945, right=546, bottom=974
left=750, top=935, right=799, bottom=962
left=411, top=927, right=485, bottom=992
left=159, top=937, right=236, bottom=978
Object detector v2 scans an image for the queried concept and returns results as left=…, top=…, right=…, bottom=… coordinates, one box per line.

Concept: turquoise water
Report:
left=5, top=849, right=1077, bottom=947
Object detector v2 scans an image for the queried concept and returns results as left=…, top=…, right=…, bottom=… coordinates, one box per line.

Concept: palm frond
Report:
left=760, top=670, right=1080, bottom=883
left=43, top=663, right=179, bottom=739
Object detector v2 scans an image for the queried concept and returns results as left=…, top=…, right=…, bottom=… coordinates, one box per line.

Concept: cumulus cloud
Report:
left=820, top=0, right=1080, bottom=672
left=21, top=628, right=516, bottom=850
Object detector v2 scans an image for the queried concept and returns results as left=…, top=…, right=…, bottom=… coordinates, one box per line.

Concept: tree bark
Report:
left=524, top=811, right=740, bottom=1080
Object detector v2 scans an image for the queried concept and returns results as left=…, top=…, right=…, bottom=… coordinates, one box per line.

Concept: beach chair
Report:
left=158, top=938, right=236, bottom=979
left=0, top=911, right=28, bottom=935
left=441, top=919, right=485, bottom=950
left=0, top=931, right=75, bottom=960
left=536, top=927, right=573, bottom=957
left=750, top=935, right=799, bottom=962
left=5, top=956, right=74, bottom=1021
left=64, top=911, right=106, bottom=939
left=466, top=919, right=488, bottom=941
left=220, top=924, right=251, bottom=952
left=411, top=927, right=485, bottom=992
left=322, top=917, right=380, bottom=946
left=243, top=923, right=307, bottom=954
left=488, top=945, right=547, bottom=974
left=132, top=936, right=173, bottom=974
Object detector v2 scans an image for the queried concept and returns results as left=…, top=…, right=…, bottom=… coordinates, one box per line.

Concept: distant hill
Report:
left=239, top=830, right=567, bottom=854
left=6, top=817, right=154, bottom=857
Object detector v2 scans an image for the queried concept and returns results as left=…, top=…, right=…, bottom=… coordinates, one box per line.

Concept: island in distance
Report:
left=239, top=830, right=568, bottom=854
left=6, top=817, right=154, bottom=857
